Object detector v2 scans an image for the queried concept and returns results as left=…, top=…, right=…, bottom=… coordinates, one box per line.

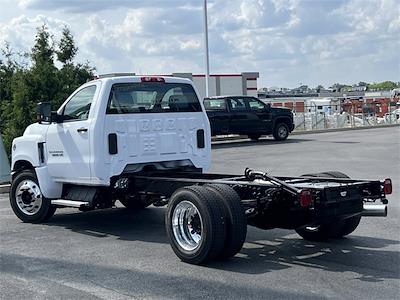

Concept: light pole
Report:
left=203, top=0, right=210, bottom=97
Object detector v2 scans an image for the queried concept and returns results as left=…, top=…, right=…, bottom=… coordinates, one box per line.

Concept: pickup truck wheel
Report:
left=248, top=134, right=261, bottom=141
left=273, top=123, right=289, bottom=141
left=205, top=184, right=247, bottom=259
left=10, top=170, right=56, bottom=223
left=166, top=186, right=226, bottom=264
left=296, top=171, right=361, bottom=240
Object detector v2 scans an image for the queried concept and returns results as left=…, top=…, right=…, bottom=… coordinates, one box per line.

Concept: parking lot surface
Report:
left=1, top=127, right=399, bottom=299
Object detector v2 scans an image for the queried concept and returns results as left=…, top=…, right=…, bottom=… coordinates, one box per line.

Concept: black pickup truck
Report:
left=204, top=96, right=295, bottom=141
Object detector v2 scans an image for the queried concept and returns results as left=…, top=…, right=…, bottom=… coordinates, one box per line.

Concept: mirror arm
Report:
left=51, top=111, right=63, bottom=123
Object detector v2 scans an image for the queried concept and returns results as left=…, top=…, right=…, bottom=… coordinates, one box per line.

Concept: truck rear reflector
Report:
left=300, top=189, right=312, bottom=207
left=141, top=76, right=165, bottom=82
left=384, top=178, right=392, bottom=195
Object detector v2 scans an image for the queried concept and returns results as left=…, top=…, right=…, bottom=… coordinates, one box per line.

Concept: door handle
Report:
left=77, top=127, right=88, bottom=133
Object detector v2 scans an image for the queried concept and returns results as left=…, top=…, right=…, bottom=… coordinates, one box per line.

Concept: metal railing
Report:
left=293, top=105, right=400, bottom=131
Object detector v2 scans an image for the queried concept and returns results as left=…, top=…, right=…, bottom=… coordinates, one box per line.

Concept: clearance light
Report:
left=384, top=178, right=392, bottom=195
left=300, top=189, right=312, bottom=207
left=141, top=77, right=165, bottom=82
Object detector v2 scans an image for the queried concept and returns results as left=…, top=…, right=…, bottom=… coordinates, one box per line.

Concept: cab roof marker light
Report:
left=141, top=77, right=165, bottom=82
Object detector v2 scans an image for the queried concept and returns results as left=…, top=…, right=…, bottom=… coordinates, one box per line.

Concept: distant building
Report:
left=170, top=72, right=259, bottom=100
left=257, top=84, right=398, bottom=116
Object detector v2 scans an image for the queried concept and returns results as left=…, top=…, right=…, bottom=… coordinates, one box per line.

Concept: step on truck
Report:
left=10, top=75, right=392, bottom=264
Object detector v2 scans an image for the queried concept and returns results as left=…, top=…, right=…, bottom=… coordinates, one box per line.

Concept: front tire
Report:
left=10, top=170, right=56, bottom=223
left=273, top=123, right=289, bottom=141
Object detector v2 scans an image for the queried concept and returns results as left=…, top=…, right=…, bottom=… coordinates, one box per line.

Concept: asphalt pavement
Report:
left=1, top=127, right=399, bottom=299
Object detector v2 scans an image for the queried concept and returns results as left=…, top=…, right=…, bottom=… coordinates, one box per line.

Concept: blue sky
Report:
left=0, top=0, right=399, bottom=88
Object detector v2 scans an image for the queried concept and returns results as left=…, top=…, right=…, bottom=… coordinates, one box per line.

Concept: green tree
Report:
left=53, top=27, right=94, bottom=108
left=2, top=69, right=34, bottom=154
left=1, top=25, right=94, bottom=157
left=27, top=24, right=59, bottom=108
left=0, top=43, right=20, bottom=136
left=368, top=81, right=400, bottom=91
left=56, top=27, right=78, bottom=64
left=31, top=24, right=54, bottom=66
left=0, top=43, right=16, bottom=103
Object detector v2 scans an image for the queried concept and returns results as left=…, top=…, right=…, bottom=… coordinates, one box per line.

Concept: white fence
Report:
left=294, top=107, right=400, bottom=131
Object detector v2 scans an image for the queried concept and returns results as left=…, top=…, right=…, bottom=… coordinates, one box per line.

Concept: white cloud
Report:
left=17, top=0, right=201, bottom=13
left=1, top=0, right=399, bottom=87
left=0, top=14, right=67, bottom=53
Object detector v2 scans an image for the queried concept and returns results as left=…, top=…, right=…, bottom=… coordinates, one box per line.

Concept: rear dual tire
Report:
left=296, top=171, right=361, bottom=241
left=165, top=185, right=247, bottom=264
left=204, top=184, right=247, bottom=260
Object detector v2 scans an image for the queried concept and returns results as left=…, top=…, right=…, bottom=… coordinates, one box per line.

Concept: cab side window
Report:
left=63, top=85, right=97, bottom=121
left=203, top=99, right=227, bottom=111
left=247, top=98, right=266, bottom=110
left=229, top=98, right=246, bottom=111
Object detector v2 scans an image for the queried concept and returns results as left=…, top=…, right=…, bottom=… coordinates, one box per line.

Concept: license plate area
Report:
left=319, top=185, right=363, bottom=218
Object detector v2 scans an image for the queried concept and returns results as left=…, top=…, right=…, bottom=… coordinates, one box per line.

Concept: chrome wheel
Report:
left=15, top=179, right=43, bottom=215
left=172, top=200, right=203, bottom=251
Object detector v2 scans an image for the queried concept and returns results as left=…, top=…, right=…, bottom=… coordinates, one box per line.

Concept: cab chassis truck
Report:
left=10, top=75, right=392, bottom=264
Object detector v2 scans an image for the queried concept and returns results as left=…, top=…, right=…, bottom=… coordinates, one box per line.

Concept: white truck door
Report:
left=46, top=85, right=98, bottom=183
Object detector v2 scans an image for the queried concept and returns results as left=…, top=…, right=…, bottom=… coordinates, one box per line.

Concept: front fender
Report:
left=273, top=116, right=294, bottom=132
left=11, top=135, right=44, bottom=170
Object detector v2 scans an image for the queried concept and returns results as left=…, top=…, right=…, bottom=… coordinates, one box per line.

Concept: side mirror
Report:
left=265, top=103, right=271, bottom=111
left=37, top=102, right=52, bottom=123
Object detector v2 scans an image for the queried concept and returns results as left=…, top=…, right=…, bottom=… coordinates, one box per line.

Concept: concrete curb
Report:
left=0, top=184, right=10, bottom=194
left=291, top=123, right=399, bottom=135
left=211, top=124, right=399, bottom=142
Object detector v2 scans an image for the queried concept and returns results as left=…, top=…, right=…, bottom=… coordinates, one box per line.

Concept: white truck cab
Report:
left=10, top=75, right=210, bottom=221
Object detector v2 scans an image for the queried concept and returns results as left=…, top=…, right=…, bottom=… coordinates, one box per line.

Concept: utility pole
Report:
left=203, top=0, right=210, bottom=97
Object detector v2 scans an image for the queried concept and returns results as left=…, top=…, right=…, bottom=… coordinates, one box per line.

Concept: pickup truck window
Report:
left=63, top=85, right=97, bottom=121
left=229, top=98, right=246, bottom=111
left=107, top=82, right=201, bottom=114
left=247, top=98, right=266, bottom=110
left=203, top=99, right=227, bottom=111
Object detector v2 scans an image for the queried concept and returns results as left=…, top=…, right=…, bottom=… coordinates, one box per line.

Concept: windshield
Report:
left=106, top=82, right=202, bottom=114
